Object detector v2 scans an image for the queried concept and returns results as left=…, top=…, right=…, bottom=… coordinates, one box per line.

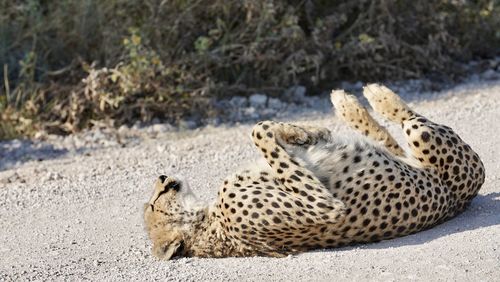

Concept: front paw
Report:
left=279, top=124, right=326, bottom=146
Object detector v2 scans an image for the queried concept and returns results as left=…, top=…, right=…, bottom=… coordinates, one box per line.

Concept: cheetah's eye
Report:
left=168, top=182, right=181, bottom=191
left=159, top=175, right=168, bottom=183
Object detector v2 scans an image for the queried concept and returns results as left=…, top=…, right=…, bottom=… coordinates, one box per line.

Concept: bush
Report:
left=1, top=0, right=499, bottom=138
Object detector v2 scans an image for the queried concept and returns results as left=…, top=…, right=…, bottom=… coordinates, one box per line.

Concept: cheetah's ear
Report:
left=153, top=239, right=183, bottom=260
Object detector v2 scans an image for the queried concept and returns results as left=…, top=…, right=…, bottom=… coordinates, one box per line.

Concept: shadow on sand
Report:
left=0, top=139, right=68, bottom=171
left=335, top=192, right=500, bottom=251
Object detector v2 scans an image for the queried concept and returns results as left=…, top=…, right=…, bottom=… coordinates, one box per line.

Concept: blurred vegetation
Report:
left=1, top=0, right=499, bottom=139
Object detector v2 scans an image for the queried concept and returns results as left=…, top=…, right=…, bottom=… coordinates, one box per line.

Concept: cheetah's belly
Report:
left=296, top=140, right=453, bottom=244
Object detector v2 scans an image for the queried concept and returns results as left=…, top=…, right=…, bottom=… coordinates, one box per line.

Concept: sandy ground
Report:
left=0, top=80, right=499, bottom=281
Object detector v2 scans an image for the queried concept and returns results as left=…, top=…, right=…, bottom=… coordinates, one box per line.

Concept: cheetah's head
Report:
left=143, top=175, right=206, bottom=260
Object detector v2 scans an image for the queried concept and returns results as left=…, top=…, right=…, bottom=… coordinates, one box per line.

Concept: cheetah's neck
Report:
left=182, top=203, right=242, bottom=258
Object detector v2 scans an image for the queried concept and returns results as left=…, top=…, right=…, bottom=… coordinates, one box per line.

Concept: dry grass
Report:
left=1, top=0, right=499, bottom=139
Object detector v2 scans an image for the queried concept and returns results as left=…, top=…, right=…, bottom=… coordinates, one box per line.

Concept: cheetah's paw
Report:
left=363, top=84, right=412, bottom=122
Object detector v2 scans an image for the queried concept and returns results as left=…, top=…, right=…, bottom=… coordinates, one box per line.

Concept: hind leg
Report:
left=363, top=83, right=443, bottom=166
left=363, top=84, right=485, bottom=214
left=331, top=90, right=405, bottom=157
left=363, top=83, right=450, bottom=166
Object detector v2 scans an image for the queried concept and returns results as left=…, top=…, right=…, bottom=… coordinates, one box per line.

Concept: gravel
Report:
left=0, top=79, right=499, bottom=281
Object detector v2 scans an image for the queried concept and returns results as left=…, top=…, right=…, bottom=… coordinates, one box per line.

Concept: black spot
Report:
left=353, top=156, right=362, bottom=163
left=411, top=209, right=418, bottom=217
left=446, top=155, right=454, bottom=163
left=409, top=197, right=416, bottom=204
left=294, top=200, right=304, bottom=207
left=429, top=156, right=437, bottom=164
left=421, top=132, right=430, bottom=142
left=360, top=207, right=367, bottom=215
left=362, top=219, right=371, bottom=226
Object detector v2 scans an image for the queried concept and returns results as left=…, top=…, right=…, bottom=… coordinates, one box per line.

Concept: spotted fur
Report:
left=143, top=83, right=485, bottom=259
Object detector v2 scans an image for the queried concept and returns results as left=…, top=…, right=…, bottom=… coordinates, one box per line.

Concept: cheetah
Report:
left=144, top=84, right=485, bottom=259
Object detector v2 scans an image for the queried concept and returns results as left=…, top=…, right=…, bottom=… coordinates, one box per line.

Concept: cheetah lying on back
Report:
left=144, top=84, right=485, bottom=259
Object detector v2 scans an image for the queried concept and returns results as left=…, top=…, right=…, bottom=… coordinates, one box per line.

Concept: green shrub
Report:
left=1, top=0, right=499, bottom=139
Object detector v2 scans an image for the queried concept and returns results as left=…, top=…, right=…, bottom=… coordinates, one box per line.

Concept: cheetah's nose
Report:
left=159, top=175, right=168, bottom=183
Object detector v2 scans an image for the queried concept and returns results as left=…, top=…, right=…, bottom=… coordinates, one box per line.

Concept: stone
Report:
left=481, top=69, right=499, bottom=80
left=117, top=125, right=129, bottom=134
left=243, top=107, right=260, bottom=119
left=249, top=94, right=268, bottom=108
left=229, top=96, right=248, bottom=108
left=178, top=120, right=197, bottom=130
left=286, top=86, right=306, bottom=102
left=268, top=98, right=285, bottom=110
left=152, top=123, right=174, bottom=133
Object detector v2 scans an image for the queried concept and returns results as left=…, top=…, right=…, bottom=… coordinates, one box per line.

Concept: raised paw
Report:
left=363, top=84, right=414, bottom=122
left=331, top=88, right=406, bottom=156
left=301, top=126, right=332, bottom=143
left=331, top=89, right=367, bottom=121
left=279, top=124, right=329, bottom=147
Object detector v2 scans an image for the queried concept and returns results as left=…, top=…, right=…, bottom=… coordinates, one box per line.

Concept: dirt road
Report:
left=1, top=81, right=499, bottom=281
